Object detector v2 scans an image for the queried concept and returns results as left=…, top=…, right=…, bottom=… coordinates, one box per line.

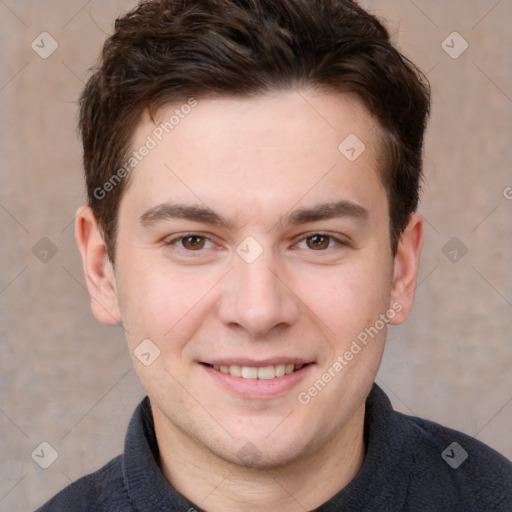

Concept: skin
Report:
left=76, top=89, right=423, bottom=511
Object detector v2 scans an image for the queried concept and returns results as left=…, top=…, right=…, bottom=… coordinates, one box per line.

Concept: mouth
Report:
left=199, top=359, right=314, bottom=399
left=200, top=362, right=309, bottom=380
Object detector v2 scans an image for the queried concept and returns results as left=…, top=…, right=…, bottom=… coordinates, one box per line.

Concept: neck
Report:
left=153, top=404, right=366, bottom=512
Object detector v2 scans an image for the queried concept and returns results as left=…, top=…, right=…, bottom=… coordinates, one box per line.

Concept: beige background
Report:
left=0, top=1, right=511, bottom=510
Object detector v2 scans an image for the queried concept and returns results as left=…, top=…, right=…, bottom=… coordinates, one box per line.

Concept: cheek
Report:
left=300, top=262, right=392, bottom=333
left=116, top=262, right=221, bottom=344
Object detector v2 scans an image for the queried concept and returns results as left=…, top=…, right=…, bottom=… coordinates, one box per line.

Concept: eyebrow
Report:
left=283, top=200, right=369, bottom=226
left=139, top=200, right=369, bottom=229
left=139, top=203, right=233, bottom=228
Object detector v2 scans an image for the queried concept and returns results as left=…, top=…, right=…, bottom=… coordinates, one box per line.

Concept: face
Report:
left=78, top=89, right=421, bottom=468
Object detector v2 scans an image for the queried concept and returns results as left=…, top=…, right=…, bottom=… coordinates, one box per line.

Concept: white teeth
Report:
left=275, top=364, right=286, bottom=377
left=257, top=365, right=276, bottom=380
left=209, top=363, right=306, bottom=379
left=241, top=366, right=258, bottom=379
left=230, top=365, right=242, bottom=377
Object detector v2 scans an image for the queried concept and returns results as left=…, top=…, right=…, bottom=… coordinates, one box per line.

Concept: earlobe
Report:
left=75, top=206, right=122, bottom=325
left=389, top=212, right=423, bottom=325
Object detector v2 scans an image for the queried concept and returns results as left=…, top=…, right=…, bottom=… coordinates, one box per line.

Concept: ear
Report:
left=388, top=212, right=423, bottom=325
left=75, top=206, right=122, bottom=325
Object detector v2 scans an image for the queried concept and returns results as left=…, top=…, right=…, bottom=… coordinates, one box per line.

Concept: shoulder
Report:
left=34, top=455, right=128, bottom=512
left=396, top=411, right=512, bottom=510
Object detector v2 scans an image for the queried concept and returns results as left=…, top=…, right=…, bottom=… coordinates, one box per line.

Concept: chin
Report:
left=227, top=445, right=304, bottom=470
left=218, top=432, right=312, bottom=470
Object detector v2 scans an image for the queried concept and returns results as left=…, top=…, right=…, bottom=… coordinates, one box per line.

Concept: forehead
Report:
left=121, top=90, right=387, bottom=224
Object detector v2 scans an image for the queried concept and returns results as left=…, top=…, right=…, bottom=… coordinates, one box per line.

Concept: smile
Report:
left=202, top=363, right=306, bottom=380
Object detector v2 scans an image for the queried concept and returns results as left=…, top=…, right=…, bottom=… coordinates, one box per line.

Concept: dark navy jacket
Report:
left=35, top=384, right=512, bottom=511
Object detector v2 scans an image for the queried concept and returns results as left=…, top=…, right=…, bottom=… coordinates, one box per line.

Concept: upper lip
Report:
left=201, top=358, right=313, bottom=367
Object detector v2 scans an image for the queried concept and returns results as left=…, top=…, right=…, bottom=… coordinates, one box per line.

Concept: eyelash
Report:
left=165, top=233, right=215, bottom=251
left=294, top=233, right=346, bottom=251
left=164, top=232, right=347, bottom=252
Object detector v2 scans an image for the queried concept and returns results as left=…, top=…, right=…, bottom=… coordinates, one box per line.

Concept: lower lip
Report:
left=200, top=364, right=314, bottom=399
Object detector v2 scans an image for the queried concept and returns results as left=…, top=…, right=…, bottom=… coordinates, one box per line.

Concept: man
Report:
left=37, top=0, right=512, bottom=510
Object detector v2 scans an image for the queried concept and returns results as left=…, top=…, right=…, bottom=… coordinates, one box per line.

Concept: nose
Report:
left=217, top=252, right=301, bottom=338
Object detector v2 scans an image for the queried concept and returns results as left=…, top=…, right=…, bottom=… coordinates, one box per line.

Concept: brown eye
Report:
left=306, top=235, right=330, bottom=250
left=182, top=235, right=206, bottom=250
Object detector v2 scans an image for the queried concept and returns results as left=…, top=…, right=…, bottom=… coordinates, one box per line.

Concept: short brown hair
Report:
left=79, top=0, right=430, bottom=261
